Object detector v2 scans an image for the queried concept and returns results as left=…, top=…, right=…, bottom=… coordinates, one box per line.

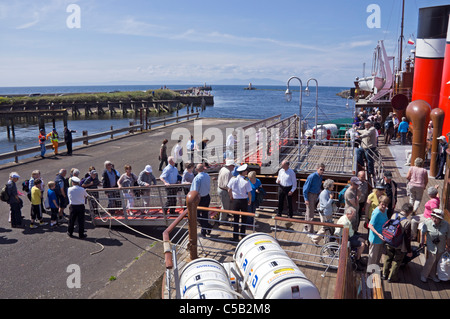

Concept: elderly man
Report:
left=54, top=169, right=68, bottom=222
left=190, top=164, right=212, bottom=236
left=344, top=176, right=362, bottom=232
left=217, top=159, right=235, bottom=223
left=228, top=163, right=252, bottom=240
left=357, top=121, right=378, bottom=178
left=137, top=165, right=157, bottom=207
left=67, top=176, right=88, bottom=239
left=276, top=160, right=297, bottom=218
left=334, top=207, right=367, bottom=270
left=160, top=156, right=179, bottom=215
left=303, top=163, right=325, bottom=233
left=6, top=172, right=22, bottom=228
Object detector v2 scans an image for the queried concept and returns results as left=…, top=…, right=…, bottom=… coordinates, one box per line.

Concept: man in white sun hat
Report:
left=137, top=165, right=157, bottom=207
left=420, top=209, right=450, bottom=283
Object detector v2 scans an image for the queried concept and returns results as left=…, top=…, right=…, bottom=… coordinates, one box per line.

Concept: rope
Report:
left=86, top=194, right=164, bottom=255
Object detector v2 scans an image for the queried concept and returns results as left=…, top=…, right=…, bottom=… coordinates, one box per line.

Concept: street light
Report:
left=285, top=76, right=303, bottom=170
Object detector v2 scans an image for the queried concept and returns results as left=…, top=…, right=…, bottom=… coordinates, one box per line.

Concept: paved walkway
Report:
left=0, top=117, right=253, bottom=299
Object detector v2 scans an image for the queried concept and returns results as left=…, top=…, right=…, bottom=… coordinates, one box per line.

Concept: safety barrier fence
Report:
left=0, top=112, right=200, bottom=165
left=86, top=172, right=220, bottom=226
left=162, top=190, right=355, bottom=299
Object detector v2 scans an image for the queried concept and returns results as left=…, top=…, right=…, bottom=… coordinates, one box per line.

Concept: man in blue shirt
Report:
left=190, top=164, right=212, bottom=236
left=398, top=117, right=409, bottom=145
left=160, top=156, right=179, bottom=215
left=303, top=163, right=325, bottom=233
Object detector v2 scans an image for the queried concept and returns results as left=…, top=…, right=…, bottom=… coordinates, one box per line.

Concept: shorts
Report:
left=349, top=235, right=363, bottom=249
left=58, top=195, right=68, bottom=208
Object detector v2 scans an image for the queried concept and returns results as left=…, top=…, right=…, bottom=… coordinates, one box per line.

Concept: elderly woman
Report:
left=367, top=195, right=390, bottom=268
left=118, top=164, right=138, bottom=211
left=406, top=157, right=428, bottom=213
left=410, top=185, right=440, bottom=241
left=68, top=168, right=81, bottom=187
left=310, top=179, right=335, bottom=245
left=420, top=209, right=450, bottom=283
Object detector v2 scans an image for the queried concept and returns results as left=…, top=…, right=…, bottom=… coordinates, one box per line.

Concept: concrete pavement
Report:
left=0, top=117, right=254, bottom=299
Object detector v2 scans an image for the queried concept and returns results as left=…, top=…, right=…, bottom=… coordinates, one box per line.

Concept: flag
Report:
left=407, top=38, right=415, bottom=45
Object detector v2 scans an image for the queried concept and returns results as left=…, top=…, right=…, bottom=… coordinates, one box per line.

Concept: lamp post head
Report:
left=285, top=88, right=292, bottom=102
left=305, top=86, right=310, bottom=97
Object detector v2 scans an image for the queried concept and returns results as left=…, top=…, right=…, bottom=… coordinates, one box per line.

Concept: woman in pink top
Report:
left=411, top=185, right=440, bottom=240
left=406, top=157, right=428, bottom=213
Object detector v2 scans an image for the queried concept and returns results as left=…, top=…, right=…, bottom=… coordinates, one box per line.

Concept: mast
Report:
left=399, top=0, right=405, bottom=72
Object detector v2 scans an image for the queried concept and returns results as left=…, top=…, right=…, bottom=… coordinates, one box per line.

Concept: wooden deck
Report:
left=374, top=137, right=450, bottom=299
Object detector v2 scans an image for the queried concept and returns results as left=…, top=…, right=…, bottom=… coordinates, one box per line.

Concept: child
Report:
left=398, top=117, right=409, bottom=145
left=30, top=179, right=47, bottom=228
left=47, top=181, right=60, bottom=228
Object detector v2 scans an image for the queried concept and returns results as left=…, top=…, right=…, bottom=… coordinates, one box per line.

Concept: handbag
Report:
left=437, top=252, right=450, bottom=281
left=44, top=197, right=51, bottom=210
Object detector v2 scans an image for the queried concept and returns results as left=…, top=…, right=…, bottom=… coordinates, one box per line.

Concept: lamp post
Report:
left=306, top=78, right=319, bottom=144
left=285, top=76, right=303, bottom=170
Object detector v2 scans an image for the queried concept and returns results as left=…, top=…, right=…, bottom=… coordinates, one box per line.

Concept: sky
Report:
left=0, top=0, right=449, bottom=87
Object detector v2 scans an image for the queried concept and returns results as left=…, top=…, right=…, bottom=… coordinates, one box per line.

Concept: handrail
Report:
left=147, top=112, right=199, bottom=127
left=333, top=227, right=350, bottom=299
left=0, top=124, right=142, bottom=163
left=162, top=209, right=189, bottom=270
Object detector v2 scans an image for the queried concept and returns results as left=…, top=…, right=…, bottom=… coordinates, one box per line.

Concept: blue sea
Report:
left=0, top=84, right=352, bottom=163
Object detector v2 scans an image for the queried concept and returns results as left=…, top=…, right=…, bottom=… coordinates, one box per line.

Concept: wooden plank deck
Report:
left=375, top=138, right=450, bottom=299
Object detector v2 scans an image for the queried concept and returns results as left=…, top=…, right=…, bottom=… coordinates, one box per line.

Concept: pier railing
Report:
left=0, top=124, right=143, bottom=164
left=162, top=190, right=356, bottom=299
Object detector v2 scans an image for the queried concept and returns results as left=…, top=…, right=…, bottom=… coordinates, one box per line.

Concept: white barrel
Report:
left=313, top=124, right=338, bottom=140
left=179, top=258, right=237, bottom=299
left=233, top=233, right=320, bottom=299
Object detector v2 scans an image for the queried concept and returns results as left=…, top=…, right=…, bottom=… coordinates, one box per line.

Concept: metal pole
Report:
left=186, top=190, right=200, bottom=261
left=286, top=76, right=303, bottom=171
left=307, top=78, right=319, bottom=144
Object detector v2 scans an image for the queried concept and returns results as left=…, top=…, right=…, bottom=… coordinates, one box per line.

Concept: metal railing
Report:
left=162, top=190, right=354, bottom=299
left=86, top=173, right=220, bottom=226
left=0, top=124, right=142, bottom=164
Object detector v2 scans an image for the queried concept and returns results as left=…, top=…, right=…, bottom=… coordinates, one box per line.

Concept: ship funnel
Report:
left=412, top=5, right=450, bottom=109
left=438, top=12, right=450, bottom=136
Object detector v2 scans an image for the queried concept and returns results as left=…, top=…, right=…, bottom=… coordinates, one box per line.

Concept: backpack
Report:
left=384, top=120, right=394, bottom=129
left=338, top=184, right=350, bottom=204
left=22, top=180, right=30, bottom=193
left=0, top=184, right=10, bottom=202
left=382, top=213, right=407, bottom=247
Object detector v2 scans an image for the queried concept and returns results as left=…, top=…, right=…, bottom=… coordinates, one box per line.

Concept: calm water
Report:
left=0, top=84, right=352, bottom=162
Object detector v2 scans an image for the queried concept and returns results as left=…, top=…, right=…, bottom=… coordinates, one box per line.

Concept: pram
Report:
left=400, top=245, right=425, bottom=267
